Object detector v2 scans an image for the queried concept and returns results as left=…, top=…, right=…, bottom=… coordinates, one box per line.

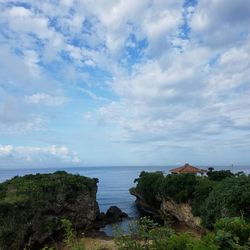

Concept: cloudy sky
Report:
left=0, top=0, right=250, bottom=168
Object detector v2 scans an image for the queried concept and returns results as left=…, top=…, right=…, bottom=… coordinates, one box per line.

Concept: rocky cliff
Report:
left=160, top=199, right=202, bottom=230
left=130, top=187, right=202, bottom=231
left=0, top=171, right=100, bottom=250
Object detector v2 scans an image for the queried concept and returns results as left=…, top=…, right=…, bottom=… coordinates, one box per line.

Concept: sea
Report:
left=0, top=165, right=249, bottom=235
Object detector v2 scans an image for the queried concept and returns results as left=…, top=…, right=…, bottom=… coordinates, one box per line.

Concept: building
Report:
left=170, top=163, right=205, bottom=174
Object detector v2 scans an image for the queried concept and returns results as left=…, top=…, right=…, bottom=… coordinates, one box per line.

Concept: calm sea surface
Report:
left=0, top=165, right=249, bottom=235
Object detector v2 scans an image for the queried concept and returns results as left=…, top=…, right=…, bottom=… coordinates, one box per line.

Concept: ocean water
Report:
left=0, top=165, right=249, bottom=235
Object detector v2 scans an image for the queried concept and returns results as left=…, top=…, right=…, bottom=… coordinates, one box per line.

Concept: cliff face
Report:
left=160, top=199, right=202, bottom=230
left=130, top=187, right=202, bottom=231
left=0, top=171, right=100, bottom=250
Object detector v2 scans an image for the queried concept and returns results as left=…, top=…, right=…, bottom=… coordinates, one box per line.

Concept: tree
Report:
left=201, top=176, right=250, bottom=228
left=207, top=170, right=234, bottom=181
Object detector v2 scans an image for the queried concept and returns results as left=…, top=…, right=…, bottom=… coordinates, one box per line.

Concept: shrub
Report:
left=0, top=171, right=98, bottom=249
left=201, top=176, right=250, bottom=228
left=135, top=172, right=198, bottom=205
left=192, top=178, right=215, bottom=216
left=192, top=233, right=219, bottom=250
left=135, top=171, right=164, bottom=206
left=207, top=170, right=234, bottom=181
left=61, top=219, right=85, bottom=250
left=114, top=217, right=250, bottom=250
left=165, top=233, right=195, bottom=250
left=134, top=171, right=250, bottom=232
left=214, top=217, right=250, bottom=245
left=114, top=217, right=174, bottom=250
left=161, top=173, right=197, bottom=203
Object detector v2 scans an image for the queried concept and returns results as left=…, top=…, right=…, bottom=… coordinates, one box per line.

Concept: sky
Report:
left=0, top=0, right=250, bottom=168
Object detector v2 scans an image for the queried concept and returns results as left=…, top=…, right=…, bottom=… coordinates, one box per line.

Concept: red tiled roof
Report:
left=170, top=163, right=204, bottom=174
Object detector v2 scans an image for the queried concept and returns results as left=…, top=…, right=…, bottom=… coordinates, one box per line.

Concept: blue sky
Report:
left=0, top=0, right=250, bottom=168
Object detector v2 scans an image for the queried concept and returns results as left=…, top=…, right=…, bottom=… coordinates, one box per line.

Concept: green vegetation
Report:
left=135, top=171, right=198, bottom=205
left=201, top=176, right=250, bottom=228
left=0, top=171, right=98, bottom=250
left=135, top=171, right=164, bottom=205
left=0, top=169, right=249, bottom=250
left=161, top=173, right=197, bottom=203
left=214, top=217, right=250, bottom=246
left=61, top=219, right=85, bottom=250
left=43, top=216, right=250, bottom=250
left=207, top=170, right=234, bottom=181
left=134, top=170, right=250, bottom=228
left=192, top=177, right=215, bottom=216
left=114, top=217, right=250, bottom=250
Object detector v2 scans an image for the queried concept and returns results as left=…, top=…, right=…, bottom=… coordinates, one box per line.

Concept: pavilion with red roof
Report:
left=170, top=163, right=205, bottom=174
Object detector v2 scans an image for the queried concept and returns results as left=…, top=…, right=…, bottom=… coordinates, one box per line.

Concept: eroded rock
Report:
left=130, top=187, right=202, bottom=231
left=0, top=171, right=100, bottom=250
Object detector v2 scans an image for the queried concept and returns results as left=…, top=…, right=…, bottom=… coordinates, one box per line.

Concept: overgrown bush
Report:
left=0, top=171, right=98, bottom=249
left=192, top=177, right=215, bottom=216
left=214, top=217, right=250, bottom=246
left=201, top=176, right=250, bottom=228
left=135, top=172, right=197, bottom=205
left=161, top=173, right=197, bottom=203
left=134, top=170, right=250, bottom=229
left=61, top=219, right=85, bottom=250
left=114, top=217, right=174, bottom=250
left=207, top=170, right=234, bottom=181
left=135, top=171, right=164, bottom=206
left=114, top=217, right=250, bottom=250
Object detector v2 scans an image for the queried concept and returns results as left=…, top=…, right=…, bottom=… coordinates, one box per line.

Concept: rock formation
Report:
left=105, top=205, right=128, bottom=223
left=0, top=171, right=100, bottom=250
left=130, top=187, right=202, bottom=231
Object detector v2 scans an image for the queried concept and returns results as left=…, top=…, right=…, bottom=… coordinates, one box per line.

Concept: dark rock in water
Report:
left=94, top=206, right=128, bottom=227
left=0, top=171, right=100, bottom=250
left=105, top=206, right=128, bottom=223
left=106, top=206, right=123, bottom=218
left=122, top=212, right=128, bottom=218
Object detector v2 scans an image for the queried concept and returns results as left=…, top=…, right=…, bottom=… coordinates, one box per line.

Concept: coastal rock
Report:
left=105, top=206, right=128, bottom=223
left=130, top=187, right=159, bottom=215
left=94, top=212, right=107, bottom=228
left=94, top=206, right=128, bottom=228
left=130, top=187, right=202, bottom=231
left=161, top=199, right=202, bottom=230
left=0, top=171, right=100, bottom=250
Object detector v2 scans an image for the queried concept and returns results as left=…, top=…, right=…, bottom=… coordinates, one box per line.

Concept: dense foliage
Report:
left=135, top=171, right=198, bottom=205
left=192, top=178, right=215, bottom=216
left=114, top=217, right=250, bottom=250
left=214, top=217, right=250, bottom=246
left=201, top=175, right=250, bottom=228
left=207, top=170, right=234, bottom=181
left=134, top=170, right=250, bottom=228
left=0, top=171, right=98, bottom=250
left=161, top=173, right=197, bottom=203
left=135, top=171, right=164, bottom=206
left=61, top=219, right=85, bottom=250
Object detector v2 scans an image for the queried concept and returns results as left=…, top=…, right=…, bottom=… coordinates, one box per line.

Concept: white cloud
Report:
left=0, top=116, right=46, bottom=135
left=78, top=88, right=109, bottom=102
left=82, top=112, right=93, bottom=121
left=0, top=92, right=46, bottom=134
left=0, top=0, right=250, bottom=166
left=25, top=93, right=68, bottom=106
left=7, top=6, right=52, bottom=40
left=0, top=145, right=13, bottom=157
left=190, top=0, right=250, bottom=47
left=23, top=50, right=41, bottom=77
left=0, top=144, right=81, bottom=165
left=97, top=34, right=250, bottom=147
